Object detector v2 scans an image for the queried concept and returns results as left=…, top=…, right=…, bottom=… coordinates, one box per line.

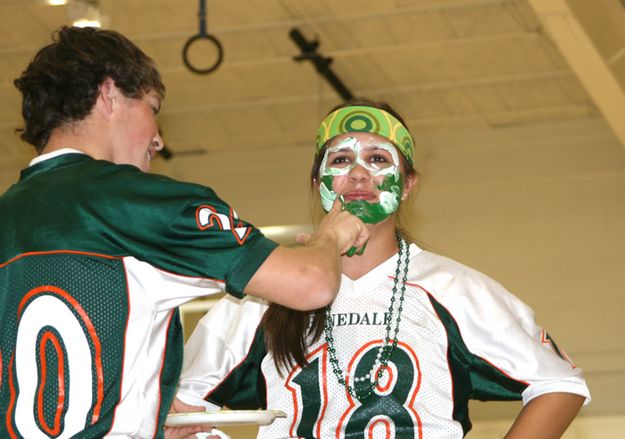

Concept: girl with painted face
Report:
left=174, top=100, right=589, bottom=439
left=313, top=103, right=418, bottom=257
left=316, top=104, right=416, bottom=224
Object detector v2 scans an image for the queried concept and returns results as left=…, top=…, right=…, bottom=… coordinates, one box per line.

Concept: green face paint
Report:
left=343, top=173, right=404, bottom=223
left=318, top=136, right=405, bottom=224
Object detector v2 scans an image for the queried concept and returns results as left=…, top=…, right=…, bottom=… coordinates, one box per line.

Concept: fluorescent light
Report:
left=68, top=1, right=105, bottom=28
left=72, top=19, right=101, bottom=28
left=47, top=0, right=68, bottom=5
left=259, top=224, right=314, bottom=244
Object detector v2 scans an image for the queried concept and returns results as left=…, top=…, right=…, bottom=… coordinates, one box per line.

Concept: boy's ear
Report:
left=94, top=78, right=117, bottom=117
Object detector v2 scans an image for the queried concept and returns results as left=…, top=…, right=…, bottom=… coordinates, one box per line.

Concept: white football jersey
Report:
left=178, top=243, right=590, bottom=438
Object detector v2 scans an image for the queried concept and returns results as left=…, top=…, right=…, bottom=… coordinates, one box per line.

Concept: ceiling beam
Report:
left=128, top=69, right=573, bottom=116
left=527, top=0, right=625, bottom=153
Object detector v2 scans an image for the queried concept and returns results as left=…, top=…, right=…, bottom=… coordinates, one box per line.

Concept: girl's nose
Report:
left=348, top=163, right=371, bottom=182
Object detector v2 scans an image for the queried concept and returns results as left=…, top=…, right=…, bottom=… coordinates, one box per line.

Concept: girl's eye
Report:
left=328, top=153, right=353, bottom=168
left=370, top=154, right=388, bottom=163
left=330, top=155, right=352, bottom=166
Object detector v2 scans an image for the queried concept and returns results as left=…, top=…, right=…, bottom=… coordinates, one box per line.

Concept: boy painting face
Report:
left=3, top=25, right=370, bottom=439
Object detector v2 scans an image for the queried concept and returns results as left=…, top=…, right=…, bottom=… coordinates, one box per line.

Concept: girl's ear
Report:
left=312, top=175, right=321, bottom=192
left=402, top=172, right=418, bottom=200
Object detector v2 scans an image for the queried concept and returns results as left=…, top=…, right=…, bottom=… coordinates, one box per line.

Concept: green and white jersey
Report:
left=0, top=151, right=277, bottom=438
left=178, top=243, right=590, bottom=439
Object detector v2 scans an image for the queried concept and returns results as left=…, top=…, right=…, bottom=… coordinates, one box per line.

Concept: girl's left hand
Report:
left=165, top=398, right=220, bottom=439
left=164, top=424, right=217, bottom=439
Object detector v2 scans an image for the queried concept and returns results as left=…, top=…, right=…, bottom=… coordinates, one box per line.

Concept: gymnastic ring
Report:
left=182, top=33, right=223, bottom=74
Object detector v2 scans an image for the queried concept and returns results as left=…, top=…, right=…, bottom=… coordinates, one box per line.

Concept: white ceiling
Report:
left=1, top=0, right=625, bottom=424
left=0, top=0, right=602, bottom=174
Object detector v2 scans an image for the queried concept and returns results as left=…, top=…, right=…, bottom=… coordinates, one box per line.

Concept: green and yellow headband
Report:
left=315, top=106, right=414, bottom=165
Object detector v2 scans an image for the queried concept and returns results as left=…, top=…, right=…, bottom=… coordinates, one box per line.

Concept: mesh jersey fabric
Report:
left=178, top=243, right=590, bottom=439
left=0, top=152, right=277, bottom=438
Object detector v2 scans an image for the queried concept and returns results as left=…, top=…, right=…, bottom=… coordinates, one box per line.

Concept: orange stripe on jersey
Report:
left=37, top=331, right=65, bottom=436
left=400, top=341, right=423, bottom=431
left=17, top=285, right=105, bottom=423
left=367, top=418, right=391, bottom=439
left=0, top=249, right=119, bottom=268
left=318, top=346, right=329, bottom=438
left=375, top=363, right=393, bottom=393
left=477, top=356, right=530, bottom=386
left=2, top=250, right=226, bottom=284
left=285, top=344, right=329, bottom=438
left=195, top=205, right=224, bottom=230
left=229, top=208, right=251, bottom=245
left=540, top=329, right=577, bottom=369
left=6, top=353, right=17, bottom=439
left=150, top=309, right=177, bottom=439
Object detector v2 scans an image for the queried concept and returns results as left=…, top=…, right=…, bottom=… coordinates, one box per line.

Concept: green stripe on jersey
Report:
left=427, top=295, right=527, bottom=436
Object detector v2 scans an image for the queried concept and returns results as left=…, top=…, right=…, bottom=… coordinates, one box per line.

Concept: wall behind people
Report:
left=409, top=116, right=625, bottom=423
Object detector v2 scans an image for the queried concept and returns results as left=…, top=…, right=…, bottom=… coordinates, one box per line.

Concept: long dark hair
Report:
left=262, top=98, right=418, bottom=373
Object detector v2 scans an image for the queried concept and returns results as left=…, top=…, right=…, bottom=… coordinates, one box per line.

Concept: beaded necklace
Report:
left=324, top=233, right=410, bottom=400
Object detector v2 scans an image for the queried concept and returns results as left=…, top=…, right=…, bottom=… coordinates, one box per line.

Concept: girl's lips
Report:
left=343, top=191, right=377, bottom=201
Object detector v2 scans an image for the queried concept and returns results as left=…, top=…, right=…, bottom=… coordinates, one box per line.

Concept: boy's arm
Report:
left=244, top=202, right=368, bottom=310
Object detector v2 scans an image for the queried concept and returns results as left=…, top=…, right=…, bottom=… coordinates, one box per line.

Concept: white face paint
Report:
left=318, top=136, right=403, bottom=221
left=319, top=137, right=401, bottom=178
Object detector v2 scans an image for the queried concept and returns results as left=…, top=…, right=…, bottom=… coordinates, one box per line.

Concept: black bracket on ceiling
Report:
left=182, top=0, right=224, bottom=75
left=289, top=28, right=354, bottom=101
left=159, top=144, right=173, bottom=160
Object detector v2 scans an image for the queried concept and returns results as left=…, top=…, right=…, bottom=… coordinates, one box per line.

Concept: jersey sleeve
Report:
left=177, top=295, right=269, bottom=409
left=102, top=168, right=278, bottom=298
left=431, top=258, right=591, bottom=406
